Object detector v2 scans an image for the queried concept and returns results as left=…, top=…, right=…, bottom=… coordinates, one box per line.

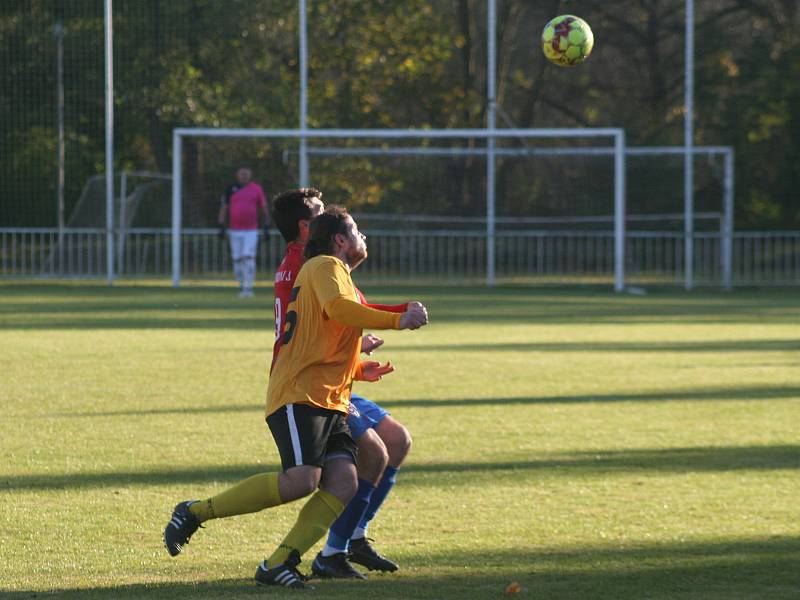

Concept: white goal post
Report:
left=171, top=127, right=627, bottom=290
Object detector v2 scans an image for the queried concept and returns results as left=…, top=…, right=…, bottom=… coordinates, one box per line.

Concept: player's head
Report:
left=236, top=168, right=252, bottom=185
left=305, top=205, right=367, bottom=269
left=272, top=188, right=324, bottom=243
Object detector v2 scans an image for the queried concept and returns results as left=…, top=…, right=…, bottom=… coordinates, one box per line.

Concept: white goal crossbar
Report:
left=302, top=144, right=734, bottom=290
left=172, top=127, right=627, bottom=289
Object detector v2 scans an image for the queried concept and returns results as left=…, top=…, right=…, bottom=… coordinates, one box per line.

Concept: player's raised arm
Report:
left=324, top=295, right=428, bottom=331
left=355, top=286, right=410, bottom=315
left=303, top=206, right=428, bottom=332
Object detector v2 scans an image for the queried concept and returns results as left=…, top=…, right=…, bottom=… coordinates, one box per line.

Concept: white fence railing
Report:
left=1, top=227, right=799, bottom=286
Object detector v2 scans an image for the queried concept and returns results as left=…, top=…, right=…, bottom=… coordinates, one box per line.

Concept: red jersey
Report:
left=271, top=244, right=408, bottom=371
left=273, top=242, right=305, bottom=365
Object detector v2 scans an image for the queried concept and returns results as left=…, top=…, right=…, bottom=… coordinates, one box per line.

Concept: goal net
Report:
left=172, top=128, right=626, bottom=288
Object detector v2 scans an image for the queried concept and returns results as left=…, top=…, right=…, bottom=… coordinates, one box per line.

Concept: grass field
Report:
left=1, top=281, right=799, bottom=599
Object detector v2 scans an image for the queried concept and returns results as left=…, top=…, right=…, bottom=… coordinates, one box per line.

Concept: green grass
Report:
left=1, top=281, right=799, bottom=599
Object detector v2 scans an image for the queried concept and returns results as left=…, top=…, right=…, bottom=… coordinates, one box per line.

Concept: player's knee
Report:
left=372, top=444, right=389, bottom=478
left=401, top=427, right=412, bottom=455
left=297, top=473, right=320, bottom=497
left=321, top=461, right=358, bottom=504
left=380, top=420, right=412, bottom=466
left=357, top=431, right=389, bottom=482
left=367, top=437, right=390, bottom=470
left=280, top=467, right=320, bottom=501
left=391, top=426, right=412, bottom=465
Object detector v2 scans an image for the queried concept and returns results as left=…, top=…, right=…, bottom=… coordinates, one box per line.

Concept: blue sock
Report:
left=353, top=465, right=399, bottom=539
left=322, top=478, right=375, bottom=555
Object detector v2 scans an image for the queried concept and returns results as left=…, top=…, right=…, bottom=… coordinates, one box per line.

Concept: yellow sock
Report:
left=189, top=472, right=282, bottom=522
left=267, top=490, right=344, bottom=566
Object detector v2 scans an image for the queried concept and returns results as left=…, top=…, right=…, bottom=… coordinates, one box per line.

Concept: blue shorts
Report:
left=347, top=394, right=390, bottom=440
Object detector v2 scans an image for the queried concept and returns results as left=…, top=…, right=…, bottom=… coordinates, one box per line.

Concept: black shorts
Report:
left=266, top=403, right=358, bottom=471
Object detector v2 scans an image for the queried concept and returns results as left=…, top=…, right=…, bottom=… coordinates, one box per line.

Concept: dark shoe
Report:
left=163, top=500, right=202, bottom=556
left=255, top=550, right=315, bottom=590
left=348, top=537, right=398, bottom=572
left=311, top=551, right=367, bottom=580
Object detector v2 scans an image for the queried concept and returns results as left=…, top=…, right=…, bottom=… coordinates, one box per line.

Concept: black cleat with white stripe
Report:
left=311, top=551, right=367, bottom=579
left=255, top=551, right=314, bottom=590
left=348, top=537, right=399, bottom=572
left=163, top=500, right=202, bottom=557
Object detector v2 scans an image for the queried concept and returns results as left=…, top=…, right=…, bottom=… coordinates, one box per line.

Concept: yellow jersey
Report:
left=266, top=255, right=397, bottom=416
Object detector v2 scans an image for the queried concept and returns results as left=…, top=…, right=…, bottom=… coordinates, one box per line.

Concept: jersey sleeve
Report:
left=326, top=297, right=401, bottom=329
left=354, top=286, right=408, bottom=313
left=313, top=260, right=400, bottom=329
left=364, top=302, right=408, bottom=313
left=311, top=258, right=357, bottom=307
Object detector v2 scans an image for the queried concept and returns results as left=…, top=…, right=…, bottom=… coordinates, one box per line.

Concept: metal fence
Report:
left=2, top=227, right=799, bottom=287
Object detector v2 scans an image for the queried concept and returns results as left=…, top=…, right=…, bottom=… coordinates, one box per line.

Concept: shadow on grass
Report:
left=49, top=384, right=800, bottom=420
left=2, top=284, right=800, bottom=330
left=381, top=385, right=800, bottom=408
left=2, top=537, right=799, bottom=599
left=402, top=444, right=800, bottom=477
left=398, top=339, right=800, bottom=353
left=4, top=445, right=798, bottom=492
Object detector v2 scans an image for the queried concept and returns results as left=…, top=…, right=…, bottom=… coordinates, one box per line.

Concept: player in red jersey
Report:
left=218, top=167, right=269, bottom=297
left=271, top=189, right=414, bottom=579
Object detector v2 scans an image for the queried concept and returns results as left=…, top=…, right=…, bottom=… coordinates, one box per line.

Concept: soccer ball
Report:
left=541, top=15, right=594, bottom=67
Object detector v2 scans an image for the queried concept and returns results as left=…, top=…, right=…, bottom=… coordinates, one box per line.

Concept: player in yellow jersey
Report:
left=162, top=206, right=428, bottom=590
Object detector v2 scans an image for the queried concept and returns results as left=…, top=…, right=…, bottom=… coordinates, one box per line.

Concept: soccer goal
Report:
left=171, top=127, right=627, bottom=289
left=39, top=170, right=171, bottom=277
left=302, top=143, right=733, bottom=289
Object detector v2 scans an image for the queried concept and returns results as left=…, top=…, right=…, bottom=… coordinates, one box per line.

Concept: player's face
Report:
left=340, top=217, right=367, bottom=269
left=236, top=169, right=251, bottom=185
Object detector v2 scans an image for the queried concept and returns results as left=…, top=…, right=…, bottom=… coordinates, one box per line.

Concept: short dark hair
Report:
left=304, top=205, right=351, bottom=259
left=271, top=188, right=322, bottom=243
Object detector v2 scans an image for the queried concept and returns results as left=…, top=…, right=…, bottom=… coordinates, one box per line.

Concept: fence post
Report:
left=614, top=130, right=626, bottom=292
left=171, top=132, right=182, bottom=287
left=118, top=171, right=127, bottom=275
left=722, top=149, right=734, bottom=291
left=104, top=0, right=115, bottom=284
left=486, top=0, right=497, bottom=287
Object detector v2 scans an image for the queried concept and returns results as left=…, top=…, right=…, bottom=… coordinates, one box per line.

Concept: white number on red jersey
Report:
left=274, top=297, right=282, bottom=341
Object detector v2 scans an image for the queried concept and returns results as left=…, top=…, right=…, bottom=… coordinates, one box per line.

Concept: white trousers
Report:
left=228, top=229, right=259, bottom=260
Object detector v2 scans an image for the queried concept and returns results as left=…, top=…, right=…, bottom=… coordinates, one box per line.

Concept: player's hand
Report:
left=398, top=301, right=428, bottom=330
left=360, top=361, right=394, bottom=382
left=217, top=224, right=226, bottom=240
left=361, top=333, right=384, bottom=355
